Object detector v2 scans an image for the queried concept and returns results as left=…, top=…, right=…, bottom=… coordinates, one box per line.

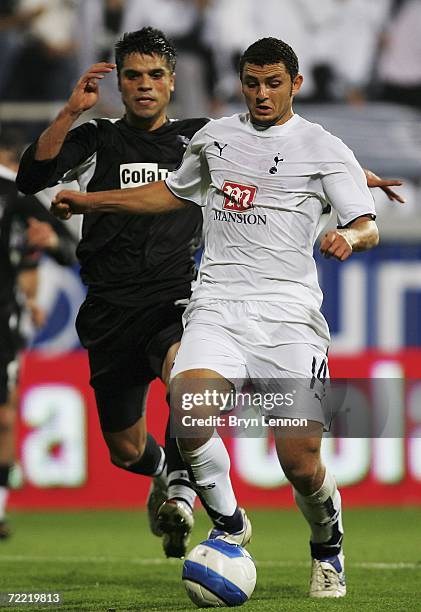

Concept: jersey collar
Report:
left=243, top=112, right=300, bottom=136
left=122, top=116, right=172, bottom=134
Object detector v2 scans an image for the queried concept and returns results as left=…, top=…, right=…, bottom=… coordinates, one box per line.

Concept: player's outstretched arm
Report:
left=51, top=181, right=189, bottom=219
left=320, top=216, right=379, bottom=261
left=363, top=169, right=405, bottom=203
left=34, top=62, right=115, bottom=161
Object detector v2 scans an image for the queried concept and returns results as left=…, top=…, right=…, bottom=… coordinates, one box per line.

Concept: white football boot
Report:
left=309, top=550, right=346, bottom=598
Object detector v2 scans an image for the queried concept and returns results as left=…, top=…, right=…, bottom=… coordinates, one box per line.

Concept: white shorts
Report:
left=171, top=299, right=331, bottom=425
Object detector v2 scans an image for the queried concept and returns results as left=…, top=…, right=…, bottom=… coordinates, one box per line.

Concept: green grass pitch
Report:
left=0, top=508, right=420, bottom=611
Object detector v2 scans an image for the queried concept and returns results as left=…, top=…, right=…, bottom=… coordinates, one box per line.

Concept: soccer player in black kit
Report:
left=0, top=130, right=77, bottom=539
left=17, top=28, right=207, bottom=558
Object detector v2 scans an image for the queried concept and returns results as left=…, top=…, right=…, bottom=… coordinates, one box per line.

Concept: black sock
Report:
left=165, top=418, right=186, bottom=472
left=211, top=506, right=244, bottom=533
left=0, top=465, right=11, bottom=488
left=310, top=524, right=343, bottom=560
left=125, top=434, right=165, bottom=477
left=165, top=418, right=196, bottom=509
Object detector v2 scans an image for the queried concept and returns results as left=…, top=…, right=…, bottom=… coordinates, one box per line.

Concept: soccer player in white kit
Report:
left=52, top=37, right=380, bottom=598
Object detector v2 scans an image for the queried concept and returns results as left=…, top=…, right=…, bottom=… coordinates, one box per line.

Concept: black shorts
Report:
left=75, top=295, right=185, bottom=392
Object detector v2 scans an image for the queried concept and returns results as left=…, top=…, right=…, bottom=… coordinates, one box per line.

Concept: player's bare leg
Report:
left=0, top=398, right=17, bottom=540
left=274, top=425, right=346, bottom=598
left=106, top=413, right=169, bottom=539
left=170, top=369, right=251, bottom=547
left=156, top=342, right=197, bottom=558
left=100, top=389, right=167, bottom=537
left=103, top=415, right=149, bottom=467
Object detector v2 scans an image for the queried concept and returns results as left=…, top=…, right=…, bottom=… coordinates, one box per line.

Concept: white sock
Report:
left=0, top=487, right=9, bottom=520
left=167, top=469, right=197, bottom=510
left=152, top=447, right=167, bottom=487
left=178, top=435, right=237, bottom=517
left=294, top=469, right=343, bottom=556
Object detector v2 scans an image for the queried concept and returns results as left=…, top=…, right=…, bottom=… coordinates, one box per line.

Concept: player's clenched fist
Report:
left=50, top=190, right=92, bottom=219
left=319, top=230, right=353, bottom=261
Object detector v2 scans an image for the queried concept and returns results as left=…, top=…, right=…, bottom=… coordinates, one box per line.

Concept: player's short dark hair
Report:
left=239, top=37, right=299, bottom=81
left=115, top=27, right=176, bottom=75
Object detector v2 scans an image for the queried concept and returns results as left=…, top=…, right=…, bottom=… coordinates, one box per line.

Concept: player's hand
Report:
left=364, top=169, right=405, bottom=203
left=51, top=190, right=92, bottom=219
left=27, top=218, right=59, bottom=250
left=65, top=62, right=116, bottom=114
left=320, top=230, right=353, bottom=261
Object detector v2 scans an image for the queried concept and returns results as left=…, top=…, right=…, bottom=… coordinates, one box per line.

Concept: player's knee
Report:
left=108, top=437, right=147, bottom=468
left=178, top=435, right=213, bottom=453
left=281, top=458, right=320, bottom=490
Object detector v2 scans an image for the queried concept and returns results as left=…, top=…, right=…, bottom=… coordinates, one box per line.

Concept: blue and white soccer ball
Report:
left=182, top=539, right=257, bottom=608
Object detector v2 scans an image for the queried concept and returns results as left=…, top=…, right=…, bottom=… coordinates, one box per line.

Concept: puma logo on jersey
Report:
left=120, top=163, right=170, bottom=187
left=214, top=141, right=228, bottom=157
left=269, top=154, right=284, bottom=174
left=222, top=180, right=257, bottom=212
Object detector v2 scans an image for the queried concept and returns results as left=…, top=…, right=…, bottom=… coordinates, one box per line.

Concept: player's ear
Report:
left=170, top=72, right=175, bottom=93
left=291, top=73, right=303, bottom=97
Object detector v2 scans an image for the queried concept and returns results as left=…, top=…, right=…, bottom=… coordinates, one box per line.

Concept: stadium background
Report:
left=1, top=0, right=421, bottom=511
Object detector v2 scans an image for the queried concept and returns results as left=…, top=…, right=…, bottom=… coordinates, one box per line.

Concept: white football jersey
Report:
left=166, top=113, right=375, bottom=315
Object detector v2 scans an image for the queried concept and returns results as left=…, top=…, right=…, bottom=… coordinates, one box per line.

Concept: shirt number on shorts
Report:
left=310, top=356, right=327, bottom=389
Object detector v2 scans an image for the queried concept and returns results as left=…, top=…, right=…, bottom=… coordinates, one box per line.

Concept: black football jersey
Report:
left=17, top=117, right=209, bottom=306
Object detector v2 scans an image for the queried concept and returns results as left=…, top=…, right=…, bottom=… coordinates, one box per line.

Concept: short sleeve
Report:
left=319, top=139, right=376, bottom=227
left=165, top=127, right=210, bottom=207
left=17, top=121, right=98, bottom=195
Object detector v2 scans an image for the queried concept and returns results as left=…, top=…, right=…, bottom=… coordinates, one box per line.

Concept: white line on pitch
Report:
left=0, top=556, right=419, bottom=570
left=256, top=560, right=421, bottom=570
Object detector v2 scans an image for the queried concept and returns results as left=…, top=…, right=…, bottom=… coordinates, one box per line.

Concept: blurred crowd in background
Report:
left=0, top=0, right=420, bottom=114
left=1, top=0, right=421, bottom=230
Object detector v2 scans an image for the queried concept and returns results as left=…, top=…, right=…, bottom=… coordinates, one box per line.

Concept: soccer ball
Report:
left=182, top=539, right=257, bottom=608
